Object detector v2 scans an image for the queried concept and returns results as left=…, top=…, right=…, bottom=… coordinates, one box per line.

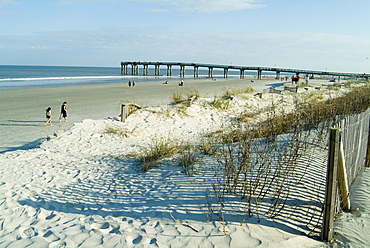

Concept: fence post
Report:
left=366, top=118, right=370, bottom=167
left=120, top=104, right=128, bottom=123
left=121, top=103, right=141, bottom=123
left=321, top=128, right=341, bottom=241
left=338, top=138, right=350, bottom=210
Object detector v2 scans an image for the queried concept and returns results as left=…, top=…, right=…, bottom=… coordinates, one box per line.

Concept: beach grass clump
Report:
left=345, top=80, right=369, bottom=88
left=186, top=88, right=201, bottom=99
left=211, top=96, right=230, bottom=109
left=223, top=87, right=256, bottom=98
left=106, top=126, right=129, bottom=137
left=179, top=143, right=199, bottom=176
left=199, top=136, right=218, bottom=156
left=175, top=104, right=190, bottom=116
left=298, top=85, right=370, bottom=128
left=238, top=108, right=261, bottom=123
left=140, top=137, right=180, bottom=172
left=305, top=91, right=325, bottom=102
left=144, top=108, right=173, bottom=119
left=171, top=91, right=185, bottom=104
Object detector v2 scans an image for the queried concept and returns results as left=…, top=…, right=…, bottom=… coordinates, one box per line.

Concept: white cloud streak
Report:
left=57, top=0, right=269, bottom=12
left=139, top=0, right=268, bottom=12
left=0, top=0, right=18, bottom=8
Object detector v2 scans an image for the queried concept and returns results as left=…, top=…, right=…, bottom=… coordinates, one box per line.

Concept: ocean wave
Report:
left=0, top=75, right=141, bottom=82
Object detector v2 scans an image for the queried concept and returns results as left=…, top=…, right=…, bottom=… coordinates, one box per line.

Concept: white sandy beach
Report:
left=0, top=78, right=276, bottom=153
left=0, top=78, right=369, bottom=247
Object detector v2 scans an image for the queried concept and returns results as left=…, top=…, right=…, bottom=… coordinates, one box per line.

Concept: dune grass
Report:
left=139, top=136, right=180, bottom=172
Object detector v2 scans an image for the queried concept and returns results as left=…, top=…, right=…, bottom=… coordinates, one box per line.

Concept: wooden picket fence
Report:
left=321, top=108, right=370, bottom=240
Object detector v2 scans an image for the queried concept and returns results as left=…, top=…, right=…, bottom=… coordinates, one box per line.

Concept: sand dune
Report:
left=1, top=78, right=368, bottom=247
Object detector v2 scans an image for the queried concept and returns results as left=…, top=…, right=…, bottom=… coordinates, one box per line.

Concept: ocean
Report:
left=0, top=65, right=263, bottom=90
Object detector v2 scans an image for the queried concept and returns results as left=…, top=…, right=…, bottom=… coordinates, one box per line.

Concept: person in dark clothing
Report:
left=59, top=102, right=68, bottom=122
left=45, top=107, right=53, bottom=125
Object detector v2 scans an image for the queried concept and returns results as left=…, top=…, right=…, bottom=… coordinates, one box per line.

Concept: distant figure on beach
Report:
left=306, top=75, right=310, bottom=84
left=291, top=75, right=299, bottom=84
left=132, top=81, right=135, bottom=87
left=179, top=80, right=184, bottom=86
left=164, top=80, right=169, bottom=84
left=59, top=102, right=68, bottom=122
left=128, top=80, right=132, bottom=87
left=45, top=107, right=53, bottom=125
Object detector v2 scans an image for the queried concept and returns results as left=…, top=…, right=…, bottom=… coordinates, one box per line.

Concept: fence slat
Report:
left=338, top=140, right=350, bottom=210
left=321, top=128, right=341, bottom=241
left=366, top=118, right=370, bottom=167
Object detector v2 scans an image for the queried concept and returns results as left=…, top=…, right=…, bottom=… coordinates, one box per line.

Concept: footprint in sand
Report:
left=19, top=226, right=38, bottom=238
left=154, top=221, right=164, bottom=231
left=150, top=238, right=158, bottom=244
left=90, top=221, right=114, bottom=234
left=45, top=213, right=57, bottom=220
left=49, top=240, right=67, bottom=248
left=126, top=234, right=143, bottom=245
left=37, top=208, right=59, bottom=222
left=43, top=230, right=60, bottom=242
left=109, top=226, right=121, bottom=234
left=0, top=218, right=4, bottom=231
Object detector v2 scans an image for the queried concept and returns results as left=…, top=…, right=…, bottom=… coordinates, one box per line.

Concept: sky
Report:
left=1, top=0, right=370, bottom=73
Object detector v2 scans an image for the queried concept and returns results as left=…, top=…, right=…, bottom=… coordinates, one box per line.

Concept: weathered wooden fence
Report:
left=212, top=108, right=370, bottom=240
left=321, top=108, right=370, bottom=240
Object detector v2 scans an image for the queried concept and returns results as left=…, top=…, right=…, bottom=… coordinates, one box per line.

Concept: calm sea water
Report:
left=0, top=65, right=257, bottom=90
left=0, top=65, right=136, bottom=90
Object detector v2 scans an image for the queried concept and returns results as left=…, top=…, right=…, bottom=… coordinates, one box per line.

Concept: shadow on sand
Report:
left=18, top=151, right=325, bottom=240
left=0, top=138, right=46, bottom=154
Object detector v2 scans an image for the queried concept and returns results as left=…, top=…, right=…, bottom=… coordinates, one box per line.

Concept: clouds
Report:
left=1, top=26, right=369, bottom=72
left=58, top=0, right=118, bottom=5
left=1, top=0, right=369, bottom=72
left=138, top=0, right=268, bottom=12
left=56, top=0, right=268, bottom=12
left=0, top=0, right=18, bottom=8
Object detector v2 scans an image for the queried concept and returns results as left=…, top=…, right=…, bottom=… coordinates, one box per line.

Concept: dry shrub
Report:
left=106, top=127, right=128, bottom=137
left=179, top=143, right=199, bottom=176
left=171, top=91, right=185, bottom=104
left=211, top=97, right=230, bottom=109
left=186, top=88, right=201, bottom=99
left=140, top=137, right=180, bottom=172
left=223, top=87, right=256, bottom=98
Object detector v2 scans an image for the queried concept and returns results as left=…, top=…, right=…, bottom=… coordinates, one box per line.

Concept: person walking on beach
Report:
left=45, top=107, right=53, bottom=125
left=59, top=102, right=68, bottom=122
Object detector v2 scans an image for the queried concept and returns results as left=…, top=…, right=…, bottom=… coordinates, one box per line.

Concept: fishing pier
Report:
left=121, top=61, right=369, bottom=80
